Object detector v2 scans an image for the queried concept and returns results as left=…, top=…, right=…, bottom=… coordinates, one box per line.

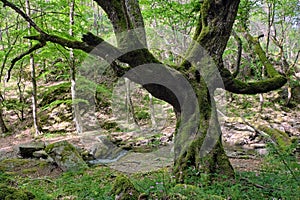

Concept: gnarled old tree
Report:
left=1, top=0, right=287, bottom=182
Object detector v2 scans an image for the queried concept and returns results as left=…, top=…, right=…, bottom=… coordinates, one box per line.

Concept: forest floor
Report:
left=0, top=83, right=299, bottom=178
left=0, top=86, right=299, bottom=199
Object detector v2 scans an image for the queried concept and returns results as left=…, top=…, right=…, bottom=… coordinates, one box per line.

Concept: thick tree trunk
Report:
left=173, top=0, right=240, bottom=181
left=174, top=79, right=234, bottom=182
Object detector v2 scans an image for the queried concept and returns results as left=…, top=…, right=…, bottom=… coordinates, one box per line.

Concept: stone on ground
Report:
left=45, top=140, right=88, bottom=171
left=18, top=141, right=45, bottom=158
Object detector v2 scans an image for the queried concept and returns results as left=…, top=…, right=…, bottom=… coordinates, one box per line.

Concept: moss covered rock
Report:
left=45, top=141, right=88, bottom=171
left=110, top=175, right=139, bottom=200
left=0, top=184, right=35, bottom=200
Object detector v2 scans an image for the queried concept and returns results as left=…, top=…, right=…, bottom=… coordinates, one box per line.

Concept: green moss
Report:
left=22, top=168, right=38, bottom=174
left=110, top=175, right=139, bottom=200
left=200, top=0, right=211, bottom=27
left=258, top=125, right=292, bottom=149
left=0, top=184, right=35, bottom=200
left=44, top=143, right=55, bottom=154
left=39, top=82, right=71, bottom=107
left=0, top=159, right=31, bottom=172
left=45, top=140, right=77, bottom=155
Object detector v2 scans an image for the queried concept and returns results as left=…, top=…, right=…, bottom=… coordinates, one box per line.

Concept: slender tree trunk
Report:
left=25, top=0, right=41, bottom=136
left=0, top=90, right=8, bottom=133
left=17, top=63, right=25, bottom=121
left=69, top=0, right=82, bottom=133
left=124, top=77, right=139, bottom=128
left=149, top=93, right=157, bottom=130
left=0, top=24, right=9, bottom=133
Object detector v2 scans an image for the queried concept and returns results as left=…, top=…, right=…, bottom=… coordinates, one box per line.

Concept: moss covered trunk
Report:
left=173, top=78, right=234, bottom=182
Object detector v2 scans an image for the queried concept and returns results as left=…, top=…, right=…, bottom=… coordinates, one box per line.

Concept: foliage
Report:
left=263, top=141, right=300, bottom=181
left=0, top=150, right=299, bottom=199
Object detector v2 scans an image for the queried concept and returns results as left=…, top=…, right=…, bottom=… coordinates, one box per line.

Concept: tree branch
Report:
left=232, top=30, right=242, bottom=78
left=6, top=41, right=46, bottom=81
left=221, top=67, right=286, bottom=94
left=0, top=0, right=45, bottom=34
left=0, top=34, right=19, bottom=81
left=245, top=32, right=282, bottom=78
left=220, top=31, right=287, bottom=94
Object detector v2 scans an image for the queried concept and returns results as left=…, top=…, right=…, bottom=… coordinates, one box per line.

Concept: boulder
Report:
left=18, top=141, right=45, bottom=158
left=45, top=141, right=88, bottom=171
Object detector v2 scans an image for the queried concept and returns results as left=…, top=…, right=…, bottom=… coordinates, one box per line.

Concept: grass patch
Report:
left=0, top=151, right=299, bottom=199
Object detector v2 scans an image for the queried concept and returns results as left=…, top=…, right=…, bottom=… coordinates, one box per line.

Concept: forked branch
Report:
left=6, top=42, right=46, bottom=81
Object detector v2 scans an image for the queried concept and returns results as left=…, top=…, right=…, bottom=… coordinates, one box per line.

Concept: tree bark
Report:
left=0, top=106, right=8, bottom=133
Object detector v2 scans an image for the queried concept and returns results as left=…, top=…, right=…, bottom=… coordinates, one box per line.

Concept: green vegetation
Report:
left=0, top=153, right=299, bottom=200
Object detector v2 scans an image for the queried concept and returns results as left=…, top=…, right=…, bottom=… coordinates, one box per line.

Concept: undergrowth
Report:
left=0, top=143, right=299, bottom=199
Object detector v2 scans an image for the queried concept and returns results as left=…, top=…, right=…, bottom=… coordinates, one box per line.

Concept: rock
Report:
left=110, top=175, right=139, bottom=200
left=18, top=141, right=45, bottom=158
left=223, top=131, right=254, bottom=146
left=45, top=141, right=88, bottom=171
left=88, top=136, right=127, bottom=164
left=32, top=150, right=48, bottom=159
left=78, top=148, right=95, bottom=162
left=256, top=148, right=268, bottom=156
